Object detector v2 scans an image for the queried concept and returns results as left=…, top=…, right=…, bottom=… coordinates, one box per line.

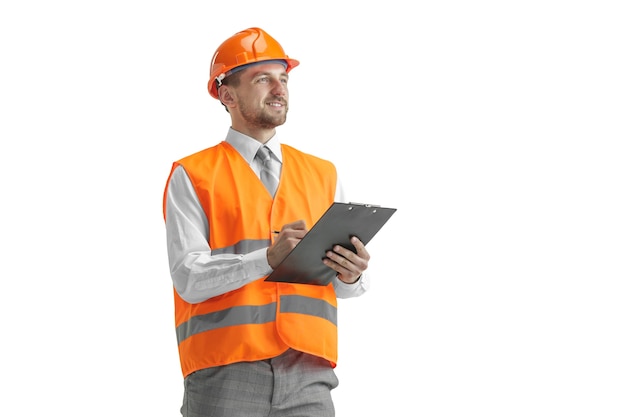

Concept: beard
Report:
left=238, top=98, right=288, bottom=129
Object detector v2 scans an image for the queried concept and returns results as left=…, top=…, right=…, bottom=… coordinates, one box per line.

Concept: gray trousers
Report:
left=181, top=349, right=339, bottom=417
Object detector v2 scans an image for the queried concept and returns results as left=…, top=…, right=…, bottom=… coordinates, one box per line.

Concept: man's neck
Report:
left=230, top=124, right=276, bottom=144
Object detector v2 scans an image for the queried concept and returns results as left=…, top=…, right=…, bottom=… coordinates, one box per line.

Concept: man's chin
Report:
left=261, top=116, right=287, bottom=128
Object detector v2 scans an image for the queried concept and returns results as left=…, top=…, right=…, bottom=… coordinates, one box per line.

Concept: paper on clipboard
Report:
left=265, top=202, right=397, bottom=286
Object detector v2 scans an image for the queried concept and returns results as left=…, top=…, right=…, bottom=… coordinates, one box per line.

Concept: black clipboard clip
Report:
left=348, top=202, right=381, bottom=208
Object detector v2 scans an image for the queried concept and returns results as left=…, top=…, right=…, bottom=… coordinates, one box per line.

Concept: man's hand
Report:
left=323, top=236, right=370, bottom=284
left=266, top=220, right=308, bottom=269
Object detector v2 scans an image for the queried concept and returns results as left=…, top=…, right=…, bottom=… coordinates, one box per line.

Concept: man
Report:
left=163, top=27, right=371, bottom=417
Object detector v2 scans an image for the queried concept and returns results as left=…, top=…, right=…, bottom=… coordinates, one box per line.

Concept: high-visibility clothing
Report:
left=163, top=141, right=338, bottom=378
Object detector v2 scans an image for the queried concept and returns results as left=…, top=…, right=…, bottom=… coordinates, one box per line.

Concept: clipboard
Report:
left=265, top=202, right=397, bottom=286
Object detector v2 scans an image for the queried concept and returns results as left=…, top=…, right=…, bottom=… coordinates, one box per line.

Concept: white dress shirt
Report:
left=165, top=128, right=370, bottom=304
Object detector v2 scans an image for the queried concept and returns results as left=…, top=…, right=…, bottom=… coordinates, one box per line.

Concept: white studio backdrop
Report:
left=1, top=1, right=625, bottom=416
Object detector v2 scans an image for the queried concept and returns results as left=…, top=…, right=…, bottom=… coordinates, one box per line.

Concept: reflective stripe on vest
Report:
left=210, top=238, right=270, bottom=255
left=177, top=295, right=337, bottom=345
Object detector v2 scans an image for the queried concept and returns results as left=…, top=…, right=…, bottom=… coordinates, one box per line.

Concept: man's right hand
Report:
left=266, top=219, right=308, bottom=269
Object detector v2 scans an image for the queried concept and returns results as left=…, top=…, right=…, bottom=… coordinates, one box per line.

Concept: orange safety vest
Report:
left=163, top=141, right=339, bottom=378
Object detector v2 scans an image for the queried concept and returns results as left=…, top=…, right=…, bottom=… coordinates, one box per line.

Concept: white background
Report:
left=1, top=1, right=625, bottom=416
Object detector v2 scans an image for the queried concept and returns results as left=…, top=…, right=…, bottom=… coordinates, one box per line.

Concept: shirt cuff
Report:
left=244, top=248, right=273, bottom=278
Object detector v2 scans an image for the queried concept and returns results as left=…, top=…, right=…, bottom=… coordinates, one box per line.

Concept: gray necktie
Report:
left=256, top=146, right=280, bottom=197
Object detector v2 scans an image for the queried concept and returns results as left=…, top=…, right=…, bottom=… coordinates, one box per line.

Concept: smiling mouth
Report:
left=267, top=98, right=287, bottom=107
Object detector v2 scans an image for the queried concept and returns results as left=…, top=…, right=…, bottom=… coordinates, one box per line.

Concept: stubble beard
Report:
left=240, top=100, right=288, bottom=130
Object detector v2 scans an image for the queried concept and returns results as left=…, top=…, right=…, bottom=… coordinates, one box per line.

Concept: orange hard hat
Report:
left=207, top=27, right=300, bottom=99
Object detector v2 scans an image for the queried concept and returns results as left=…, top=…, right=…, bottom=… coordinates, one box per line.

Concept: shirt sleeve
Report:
left=165, top=165, right=272, bottom=304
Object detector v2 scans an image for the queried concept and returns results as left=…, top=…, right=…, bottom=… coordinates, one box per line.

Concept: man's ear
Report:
left=218, top=86, right=236, bottom=108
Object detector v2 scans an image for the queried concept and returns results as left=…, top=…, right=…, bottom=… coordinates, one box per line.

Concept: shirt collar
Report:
left=225, top=127, right=283, bottom=164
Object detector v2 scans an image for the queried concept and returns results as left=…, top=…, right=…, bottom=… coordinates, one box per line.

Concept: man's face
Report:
left=232, top=62, right=290, bottom=129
